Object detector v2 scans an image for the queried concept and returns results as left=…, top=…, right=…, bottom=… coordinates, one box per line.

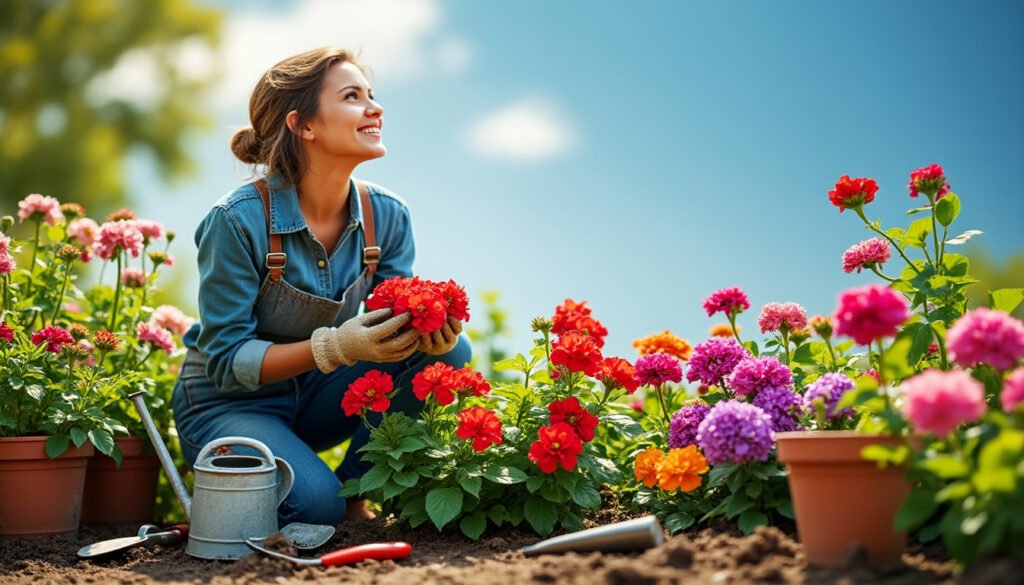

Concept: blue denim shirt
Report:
left=182, top=177, right=415, bottom=392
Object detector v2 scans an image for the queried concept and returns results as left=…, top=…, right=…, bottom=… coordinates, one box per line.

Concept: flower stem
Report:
left=108, top=254, right=123, bottom=331
left=823, top=335, right=838, bottom=371
left=727, top=312, right=744, bottom=345
left=49, top=262, right=72, bottom=326
left=855, top=207, right=921, bottom=274
left=875, top=340, right=892, bottom=412
left=928, top=194, right=942, bottom=273
left=868, top=266, right=897, bottom=283
left=781, top=330, right=791, bottom=366
left=653, top=383, right=673, bottom=432
left=25, top=220, right=41, bottom=298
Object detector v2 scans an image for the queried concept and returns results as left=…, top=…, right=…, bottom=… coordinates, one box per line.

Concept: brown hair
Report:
left=230, top=47, right=367, bottom=186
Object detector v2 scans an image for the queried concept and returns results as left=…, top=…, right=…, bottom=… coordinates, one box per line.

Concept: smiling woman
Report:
left=171, top=47, right=472, bottom=528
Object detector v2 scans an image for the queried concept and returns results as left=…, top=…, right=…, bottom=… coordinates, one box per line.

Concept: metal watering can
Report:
left=130, top=391, right=299, bottom=560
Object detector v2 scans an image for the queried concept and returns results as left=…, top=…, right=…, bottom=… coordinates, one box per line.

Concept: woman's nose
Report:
left=366, top=100, right=383, bottom=117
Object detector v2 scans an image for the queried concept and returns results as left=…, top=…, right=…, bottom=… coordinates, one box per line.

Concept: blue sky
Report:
left=125, top=0, right=1024, bottom=361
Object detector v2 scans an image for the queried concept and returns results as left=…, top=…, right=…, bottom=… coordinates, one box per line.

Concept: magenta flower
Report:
left=149, top=305, right=195, bottom=336
left=833, top=284, right=909, bottom=345
left=135, top=220, right=165, bottom=242
left=908, top=163, right=950, bottom=199
left=842, top=238, right=892, bottom=274
left=31, top=325, right=75, bottom=353
left=758, top=302, right=808, bottom=333
left=120, top=267, right=146, bottom=288
left=94, top=220, right=144, bottom=260
left=685, top=337, right=749, bottom=386
left=18, top=194, right=65, bottom=226
left=136, top=322, right=175, bottom=354
left=697, top=400, right=774, bottom=465
left=946, top=308, right=1024, bottom=371
left=1002, top=369, right=1024, bottom=413
left=0, top=232, right=10, bottom=255
left=901, top=369, right=985, bottom=437
left=0, top=252, right=14, bottom=276
left=669, top=402, right=711, bottom=449
left=728, top=356, right=793, bottom=398
left=702, top=286, right=751, bottom=317
left=634, top=352, right=683, bottom=387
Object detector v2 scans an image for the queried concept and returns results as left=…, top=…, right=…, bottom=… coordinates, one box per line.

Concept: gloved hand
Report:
left=310, top=309, right=419, bottom=373
left=418, top=316, right=463, bottom=356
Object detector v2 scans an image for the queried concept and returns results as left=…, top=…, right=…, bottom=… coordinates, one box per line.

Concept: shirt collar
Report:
left=266, top=175, right=362, bottom=235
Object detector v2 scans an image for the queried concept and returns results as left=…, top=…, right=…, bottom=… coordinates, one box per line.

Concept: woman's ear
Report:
left=285, top=110, right=315, bottom=141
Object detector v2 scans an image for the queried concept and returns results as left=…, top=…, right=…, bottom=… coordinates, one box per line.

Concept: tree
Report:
left=1, top=0, right=221, bottom=218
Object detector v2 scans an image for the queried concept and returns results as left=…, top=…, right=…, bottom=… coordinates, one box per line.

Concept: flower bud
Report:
left=60, top=203, right=86, bottom=220
left=166, top=230, right=176, bottom=244
left=106, top=208, right=136, bottom=222
left=790, top=327, right=811, bottom=345
left=148, top=251, right=168, bottom=267
left=0, top=216, right=13, bottom=231
left=57, top=244, right=82, bottom=262
left=810, top=315, right=833, bottom=338
left=60, top=341, right=93, bottom=360
left=93, top=329, right=121, bottom=352
left=67, top=323, right=89, bottom=341
left=530, top=316, right=553, bottom=334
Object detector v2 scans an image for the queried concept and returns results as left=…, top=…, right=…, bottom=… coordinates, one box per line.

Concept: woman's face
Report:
left=302, top=60, right=385, bottom=163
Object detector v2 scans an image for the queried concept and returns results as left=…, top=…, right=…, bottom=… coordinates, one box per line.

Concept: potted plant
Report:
left=0, top=195, right=188, bottom=532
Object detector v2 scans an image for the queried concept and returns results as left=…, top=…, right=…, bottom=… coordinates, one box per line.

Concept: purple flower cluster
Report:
left=803, top=373, right=856, bottom=422
left=634, top=352, right=683, bottom=387
left=685, top=338, right=748, bottom=387
left=697, top=400, right=775, bottom=465
left=728, top=356, right=793, bottom=398
left=668, top=402, right=711, bottom=449
left=751, top=386, right=802, bottom=433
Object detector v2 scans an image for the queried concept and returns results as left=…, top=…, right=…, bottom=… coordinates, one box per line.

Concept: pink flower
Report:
left=121, top=267, right=146, bottom=288
left=908, top=164, right=950, bottom=199
left=901, top=369, right=985, bottom=437
left=833, top=284, right=909, bottom=345
left=702, top=287, right=751, bottom=317
left=0, top=253, right=14, bottom=276
left=18, top=194, right=65, bottom=225
left=136, top=322, right=175, bottom=354
left=1002, top=369, right=1024, bottom=413
left=946, top=308, right=1024, bottom=371
left=758, top=302, right=808, bottom=333
left=842, top=238, right=892, bottom=274
left=31, top=325, right=75, bottom=353
left=67, top=218, right=99, bottom=248
left=149, top=305, right=195, bottom=336
left=135, top=220, right=165, bottom=242
left=0, top=232, right=10, bottom=255
left=94, top=220, right=144, bottom=260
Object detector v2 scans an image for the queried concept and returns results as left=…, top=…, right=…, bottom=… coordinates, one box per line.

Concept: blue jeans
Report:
left=171, top=335, right=472, bottom=526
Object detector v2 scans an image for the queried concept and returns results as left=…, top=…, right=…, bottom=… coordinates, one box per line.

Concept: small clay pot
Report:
left=776, top=430, right=910, bottom=566
left=81, top=436, right=161, bottom=524
left=0, top=436, right=94, bottom=535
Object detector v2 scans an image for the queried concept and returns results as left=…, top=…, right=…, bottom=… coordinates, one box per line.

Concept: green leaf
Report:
left=971, top=468, right=1016, bottom=493
left=359, top=465, right=392, bottom=493
left=580, top=454, right=623, bottom=485
left=921, top=455, right=970, bottom=479
left=382, top=480, right=407, bottom=500
left=894, top=487, right=940, bottom=531
left=906, top=204, right=932, bottom=216
left=88, top=429, right=114, bottom=456
left=339, top=481, right=362, bottom=498
left=393, top=471, right=420, bottom=488
left=664, top=511, right=695, bottom=534
left=45, top=435, right=69, bottom=459
left=738, top=510, right=768, bottom=534
left=493, top=354, right=530, bottom=372
left=901, top=322, right=934, bottom=367
left=935, top=481, right=972, bottom=502
left=425, top=487, right=463, bottom=531
left=724, top=493, right=753, bottom=518
left=459, top=511, right=488, bottom=540
left=989, top=288, right=1024, bottom=314
left=934, top=193, right=960, bottom=226
left=459, top=475, right=482, bottom=499
left=944, top=229, right=982, bottom=245
left=487, top=505, right=508, bottom=526
left=25, top=384, right=45, bottom=401
left=524, top=497, right=557, bottom=536
left=902, top=217, right=933, bottom=249
left=69, top=427, right=88, bottom=449
left=394, top=436, right=426, bottom=453
left=526, top=476, right=544, bottom=493
left=567, top=481, right=602, bottom=509
left=482, top=465, right=527, bottom=485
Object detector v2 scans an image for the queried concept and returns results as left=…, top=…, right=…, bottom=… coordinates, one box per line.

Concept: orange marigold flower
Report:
left=632, top=330, right=692, bottom=360
left=634, top=447, right=664, bottom=488
left=657, top=445, right=709, bottom=493
left=709, top=324, right=737, bottom=338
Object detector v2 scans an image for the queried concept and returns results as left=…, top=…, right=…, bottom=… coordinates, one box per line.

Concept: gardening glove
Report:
left=418, top=316, right=463, bottom=356
left=311, top=309, right=420, bottom=373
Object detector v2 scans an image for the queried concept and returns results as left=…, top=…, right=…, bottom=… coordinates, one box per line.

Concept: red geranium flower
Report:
left=341, top=370, right=393, bottom=416
left=31, top=325, right=74, bottom=353
left=440, top=279, right=470, bottom=321
left=548, top=397, right=600, bottom=442
left=456, top=407, right=503, bottom=451
left=450, top=367, right=491, bottom=398
left=528, top=422, right=584, bottom=473
left=551, top=298, right=607, bottom=347
left=550, top=330, right=603, bottom=376
left=828, top=175, right=879, bottom=213
left=412, top=362, right=457, bottom=404
left=598, top=356, right=640, bottom=394
left=0, top=321, right=13, bottom=343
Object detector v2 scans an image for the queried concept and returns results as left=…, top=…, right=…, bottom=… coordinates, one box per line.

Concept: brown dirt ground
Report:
left=0, top=516, right=1017, bottom=585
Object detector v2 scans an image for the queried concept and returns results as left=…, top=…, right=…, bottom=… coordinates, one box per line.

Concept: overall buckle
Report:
left=265, top=252, right=287, bottom=270
left=362, top=246, right=381, bottom=265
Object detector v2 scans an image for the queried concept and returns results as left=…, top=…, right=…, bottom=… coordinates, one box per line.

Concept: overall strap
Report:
left=356, top=180, right=380, bottom=279
left=254, top=180, right=286, bottom=281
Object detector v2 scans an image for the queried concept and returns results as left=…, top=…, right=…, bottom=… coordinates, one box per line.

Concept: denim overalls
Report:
left=171, top=177, right=471, bottom=526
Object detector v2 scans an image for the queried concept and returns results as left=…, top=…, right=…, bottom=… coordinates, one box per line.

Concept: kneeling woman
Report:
left=172, top=47, right=471, bottom=525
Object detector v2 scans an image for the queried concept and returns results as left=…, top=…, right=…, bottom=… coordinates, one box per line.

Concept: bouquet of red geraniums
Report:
left=365, top=276, right=470, bottom=333
left=339, top=298, right=648, bottom=539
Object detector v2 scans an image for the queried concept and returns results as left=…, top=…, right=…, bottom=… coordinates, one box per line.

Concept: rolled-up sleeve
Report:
left=372, top=202, right=415, bottom=285
left=194, top=206, right=269, bottom=392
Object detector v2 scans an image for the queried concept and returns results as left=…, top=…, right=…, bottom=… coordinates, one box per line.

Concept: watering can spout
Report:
left=129, top=390, right=192, bottom=519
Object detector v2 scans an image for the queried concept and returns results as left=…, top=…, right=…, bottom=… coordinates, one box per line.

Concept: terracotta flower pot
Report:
left=0, top=436, right=94, bottom=535
left=775, top=431, right=910, bottom=566
left=81, top=436, right=161, bottom=524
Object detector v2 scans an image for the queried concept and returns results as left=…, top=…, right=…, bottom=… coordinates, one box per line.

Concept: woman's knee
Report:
left=439, top=334, right=472, bottom=368
left=279, top=471, right=346, bottom=526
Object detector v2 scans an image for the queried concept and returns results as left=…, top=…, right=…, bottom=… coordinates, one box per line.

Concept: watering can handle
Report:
left=195, top=436, right=278, bottom=468
left=274, top=457, right=294, bottom=506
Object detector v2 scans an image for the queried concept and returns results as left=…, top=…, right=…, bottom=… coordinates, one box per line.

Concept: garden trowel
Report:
left=520, top=515, right=665, bottom=556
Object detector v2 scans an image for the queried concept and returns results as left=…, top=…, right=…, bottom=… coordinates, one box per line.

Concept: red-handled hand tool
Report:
left=245, top=539, right=412, bottom=566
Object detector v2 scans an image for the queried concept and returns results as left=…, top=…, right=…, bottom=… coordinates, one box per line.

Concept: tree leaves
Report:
left=426, top=487, right=463, bottom=530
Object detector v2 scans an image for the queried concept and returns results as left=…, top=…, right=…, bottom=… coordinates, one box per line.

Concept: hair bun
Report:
left=230, top=127, right=263, bottom=164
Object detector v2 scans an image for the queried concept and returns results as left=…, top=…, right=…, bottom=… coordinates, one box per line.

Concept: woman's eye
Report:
left=345, top=92, right=358, bottom=99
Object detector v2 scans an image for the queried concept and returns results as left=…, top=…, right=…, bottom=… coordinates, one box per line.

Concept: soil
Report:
left=0, top=516, right=1015, bottom=585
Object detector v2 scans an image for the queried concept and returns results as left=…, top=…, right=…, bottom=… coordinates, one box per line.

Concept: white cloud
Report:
left=434, top=37, right=472, bottom=74
left=465, top=97, right=575, bottom=162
